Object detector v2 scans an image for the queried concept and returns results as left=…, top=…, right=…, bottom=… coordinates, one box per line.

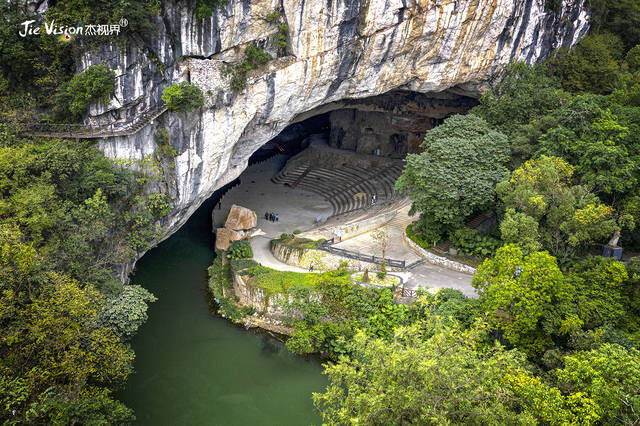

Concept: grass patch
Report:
left=276, top=236, right=319, bottom=249
left=233, top=260, right=349, bottom=295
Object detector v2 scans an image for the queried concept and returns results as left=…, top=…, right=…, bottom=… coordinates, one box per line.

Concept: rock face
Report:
left=74, top=0, right=589, bottom=275
left=215, top=227, right=243, bottom=251
left=224, top=205, right=258, bottom=231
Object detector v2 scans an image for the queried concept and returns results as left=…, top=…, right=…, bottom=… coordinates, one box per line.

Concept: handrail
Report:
left=19, top=105, right=168, bottom=139
left=317, top=238, right=407, bottom=268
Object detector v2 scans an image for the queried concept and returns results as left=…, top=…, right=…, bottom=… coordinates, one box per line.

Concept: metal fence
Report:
left=317, top=238, right=407, bottom=268
left=20, top=105, right=167, bottom=139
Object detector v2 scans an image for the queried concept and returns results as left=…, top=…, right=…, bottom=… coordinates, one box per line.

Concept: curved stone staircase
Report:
left=272, top=162, right=404, bottom=217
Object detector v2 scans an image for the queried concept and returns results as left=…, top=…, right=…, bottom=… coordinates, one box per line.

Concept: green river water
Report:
left=119, top=193, right=326, bottom=425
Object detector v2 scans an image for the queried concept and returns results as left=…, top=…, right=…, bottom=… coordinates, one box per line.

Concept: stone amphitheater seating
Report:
left=272, top=161, right=404, bottom=217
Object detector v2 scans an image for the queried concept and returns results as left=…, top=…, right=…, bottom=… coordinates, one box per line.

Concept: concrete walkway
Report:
left=214, top=155, right=477, bottom=297
left=213, top=155, right=332, bottom=270
left=330, top=205, right=476, bottom=297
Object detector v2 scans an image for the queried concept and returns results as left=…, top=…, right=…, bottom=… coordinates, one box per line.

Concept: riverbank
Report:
left=120, top=189, right=325, bottom=425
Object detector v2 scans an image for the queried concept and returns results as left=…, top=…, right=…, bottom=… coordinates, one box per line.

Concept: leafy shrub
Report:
left=275, top=24, right=288, bottom=51
left=195, top=0, right=229, bottom=20
left=226, top=240, right=253, bottom=260
left=155, top=128, right=178, bottom=158
left=100, top=285, right=157, bottom=339
left=450, top=228, right=502, bottom=258
left=143, top=192, right=171, bottom=218
left=406, top=221, right=444, bottom=249
left=223, top=44, right=272, bottom=92
left=293, top=229, right=302, bottom=234
left=161, top=82, right=204, bottom=112
left=245, top=44, right=272, bottom=68
left=55, top=64, right=116, bottom=120
left=266, top=10, right=280, bottom=24
left=230, top=258, right=258, bottom=273
left=279, top=233, right=294, bottom=240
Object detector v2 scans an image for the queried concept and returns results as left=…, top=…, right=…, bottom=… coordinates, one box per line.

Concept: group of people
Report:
left=265, top=212, right=280, bottom=222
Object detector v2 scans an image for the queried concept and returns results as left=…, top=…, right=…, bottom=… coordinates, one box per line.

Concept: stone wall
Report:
left=270, top=239, right=393, bottom=272
left=403, top=231, right=476, bottom=275
left=326, top=91, right=478, bottom=158
left=231, top=271, right=294, bottom=335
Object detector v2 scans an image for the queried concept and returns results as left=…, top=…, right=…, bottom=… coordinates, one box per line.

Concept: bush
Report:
left=245, top=44, right=272, bottom=68
left=55, top=64, right=116, bottom=120
left=275, top=24, right=288, bottom=51
left=155, top=128, right=178, bottom=158
left=223, top=44, right=272, bottom=92
left=279, top=233, right=294, bottom=240
left=226, top=240, right=253, bottom=260
left=195, top=0, right=229, bottom=20
left=450, top=228, right=502, bottom=258
left=293, top=229, right=302, bottom=234
left=406, top=218, right=445, bottom=248
left=161, top=82, right=204, bottom=112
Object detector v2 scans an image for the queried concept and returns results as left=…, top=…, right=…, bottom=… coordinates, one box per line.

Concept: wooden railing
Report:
left=19, top=105, right=168, bottom=139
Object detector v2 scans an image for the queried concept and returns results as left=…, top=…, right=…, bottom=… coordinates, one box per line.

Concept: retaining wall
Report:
left=271, top=239, right=397, bottom=272
left=402, top=231, right=476, bottom=275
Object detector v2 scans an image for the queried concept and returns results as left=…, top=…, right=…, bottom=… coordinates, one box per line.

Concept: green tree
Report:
left=314, top=322, right=532, bottom=425
left=500, top=208, right=542, bottom=253
left=570, top=256, right=628, bottom=329
left=545, top=33, right=624, bottom=94
left=556, top=343, right=640, bottom=425
left=472, top=245, right=575, bottom=354
left=497, top=156, right=624, bottom=259
left=161, top=82, right=205, bottom=112
left=0, top=273, right=135, bottom=424
left=55, top=64, right=116, bottom=120
left=473, top=62, right=568, bottom=136
left=539, top=108, right=639, bottom=200
left=396, top=114, right=510, bottom=232
left=100, top=285, right=157, bottom=339
left=587, top=0, right=640, bottom=50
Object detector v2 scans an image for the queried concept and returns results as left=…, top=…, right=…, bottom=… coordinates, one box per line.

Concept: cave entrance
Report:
left=248, top=89, right=477, bottom=164
left=214, top=90, right=476, bottom=248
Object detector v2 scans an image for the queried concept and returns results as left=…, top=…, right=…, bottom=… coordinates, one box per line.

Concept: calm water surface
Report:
left=120, top=193, right=326, bottom=425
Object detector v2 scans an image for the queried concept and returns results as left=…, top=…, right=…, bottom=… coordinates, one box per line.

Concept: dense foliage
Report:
left=321, top=5, right=640, bottom=424
left=0, top=124, right=169, bottom=423
left=0, top=0, right=161, bottom=120
left=395, top=114, right=510, bottom=240
left=222, top=44, right=273, bottom=92
left=161, top=82, right=205, bottom=112
left=55, top=64, right=116, bottom=120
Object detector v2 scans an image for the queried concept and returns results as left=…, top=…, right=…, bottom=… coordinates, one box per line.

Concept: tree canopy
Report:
left=396, top=114, right=510, bottom=234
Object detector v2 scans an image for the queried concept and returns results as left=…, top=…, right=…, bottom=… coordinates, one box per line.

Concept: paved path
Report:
left=331, top=204, right=476, bottom=297
left=214, top=155, right=332, bottom=269
left=215, top=155, right=477, bottom=297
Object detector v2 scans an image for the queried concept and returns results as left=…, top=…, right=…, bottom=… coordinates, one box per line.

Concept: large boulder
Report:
left=215, top=227, right=243, bottom=251
left=224, top=205, right=257, bottom=231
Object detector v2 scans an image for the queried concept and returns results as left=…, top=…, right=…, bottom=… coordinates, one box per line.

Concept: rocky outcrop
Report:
left=224, top=204, right=258, bottom=230
left=214, top=204, right=257, bottom=250
left=74, top=0, right=588, bottom=276
left=215, top=227, right=243, bottom=251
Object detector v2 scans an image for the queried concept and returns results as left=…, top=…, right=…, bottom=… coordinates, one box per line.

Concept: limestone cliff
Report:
left=77, top=0, right=588, bottom=274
